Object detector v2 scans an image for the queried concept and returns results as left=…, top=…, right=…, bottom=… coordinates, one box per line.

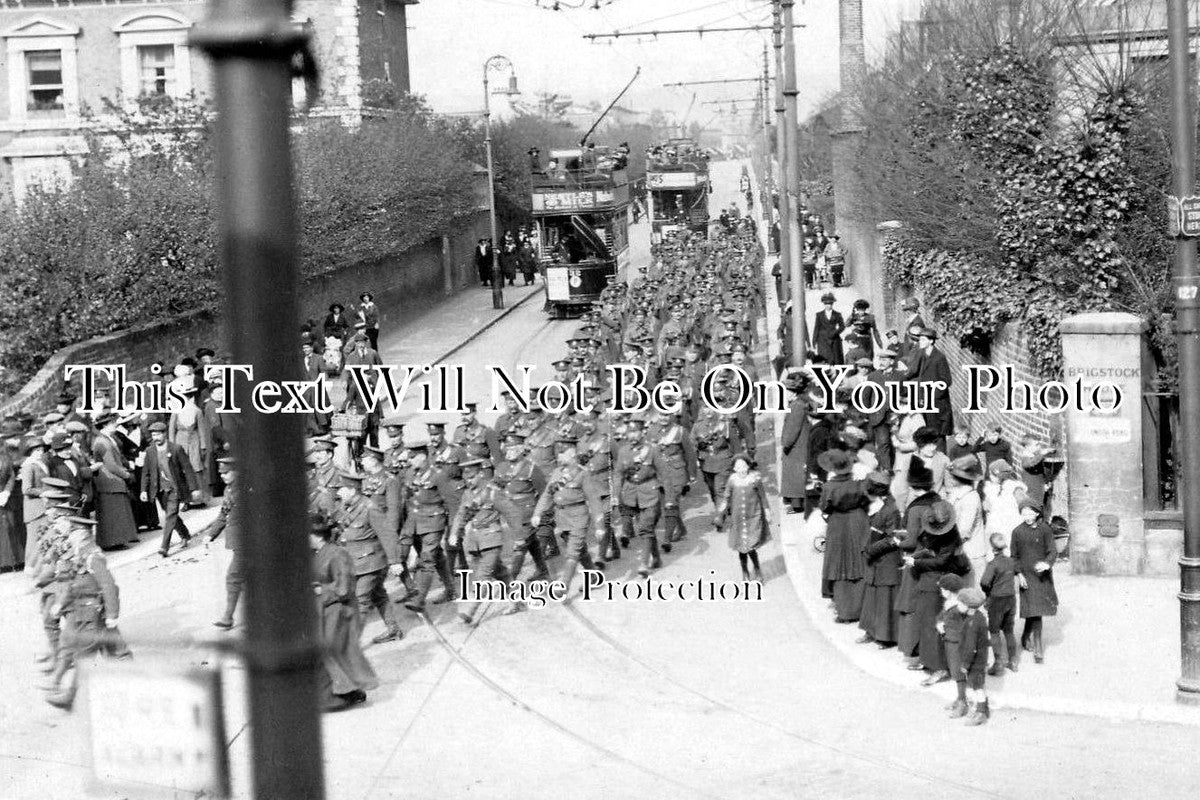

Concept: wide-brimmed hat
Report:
left=914, top=426, right=940, bottom=448
left=921, top=500, right=957, bottom=535
left=820, top=292, right=836, bottom=304
left=948, top=455, right=984, bottom=482
left=817, top=448, right=855, bottom=475
left=907, top=456, right=934, bottom=491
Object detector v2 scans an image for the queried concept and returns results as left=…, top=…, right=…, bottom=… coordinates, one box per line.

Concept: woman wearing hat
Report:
left=309, top=513, right=379, bottom=711
left=19, top=436, right=49, bottom=531
left=1013, top=433, right=1055, bottom=513
left=714, top=453, right=772, bottom=582
left=324, top=302, right=351, bottom=343
left=946, top=454, right=986, bottom=584
left=859, top=471, right=902, bottom=648
left=842, top=299, right=882, bottom=359
left=811, top=293, right=846, bottom=365
left=779, top=371, right=811, bottom=515
left=168, top=381, right=210, bottom=506
left=90, top=413, right=139, bottom=549
left=894, top=457, right=940, bottom=663
left=982, top=459, right=1026, bottom=548
left=356, top=292, right=380, bottom=351
left=905, top=498, right=966, bottom=684
left=818, top=448, right=870, bottom=622
left=1010, top=496, right=1058, bottom=664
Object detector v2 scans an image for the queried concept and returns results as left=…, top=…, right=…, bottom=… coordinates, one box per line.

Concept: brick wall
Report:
left=0, top=210, right=489, bottom=419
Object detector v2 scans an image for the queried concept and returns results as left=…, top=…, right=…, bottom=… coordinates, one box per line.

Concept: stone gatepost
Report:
left=1059, top=312, right=1149, bottom=576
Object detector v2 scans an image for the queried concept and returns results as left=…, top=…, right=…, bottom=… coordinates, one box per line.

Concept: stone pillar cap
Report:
left=1058, top=312, right=1147, bottom=336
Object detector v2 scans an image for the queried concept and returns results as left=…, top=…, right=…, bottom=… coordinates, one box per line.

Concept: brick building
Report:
left=0, top=0, right=418, bottom=201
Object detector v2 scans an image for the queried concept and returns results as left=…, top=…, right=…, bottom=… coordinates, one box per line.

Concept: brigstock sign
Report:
left=533, top=189, right=615, bottom=213
left=647, top=171, right=699, bottom=190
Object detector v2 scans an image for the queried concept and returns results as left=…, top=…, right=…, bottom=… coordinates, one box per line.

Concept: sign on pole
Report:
left=1168, top=195, right=1200, bottom=237
left=85, top=662, right=231, bottom=799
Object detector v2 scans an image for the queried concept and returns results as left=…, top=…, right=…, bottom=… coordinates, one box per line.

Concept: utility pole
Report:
left=584, top=24, right=804, bottom=40
left=1166, top=0, right=1200, bottom=706
left=190, top=0, right=326, bottom=797
left=773, top=1, right=791, bottom=308
left=762, top=43, right=772, bottom=227
left=782, top=0, right=807, bottom=361
left=484, top=55, right=518, bottom=310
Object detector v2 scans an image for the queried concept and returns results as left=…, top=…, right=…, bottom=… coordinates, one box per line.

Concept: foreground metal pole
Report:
left=484, top=59, right=504, bottom=309
left=191, top=0, right=327, bottom=794
left=773, top=3, right=791, bottom=307
left=1167, top=0, right=1200, bottom=705
left=762, top=46, right=772, bottom=228
left=783, top=0, right=807, bottom=361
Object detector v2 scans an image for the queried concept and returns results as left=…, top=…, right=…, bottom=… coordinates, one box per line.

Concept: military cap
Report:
left=854, top=357, right=873, bottom=368
left=337, top=471, right=365, bottom=488
left=623, top=418, right=646, bottom=430
left=460, top=458, right=487, bottom=470
left=462, top=401, right=479, bottom=412
left=216, top=456, right=237, bottom=467
left=877, top=349, right=898, bottom=359
left=65, top=420, right=88, bottom=434
left=406, top=441, right=429, bottom=452
left=732, top=342, right=749, bottom=353
left=361, top=445, right=385, bottom=460
left=382, top=415, right=406, bottom=428
left=570, top=356, right=586, bottom=367
left=304, top=451, right=320, bottom=466
left=148, top=421, right=168, bottom=433
left=918, top=327, right=938, bottom=340
left=426, top=422, right=446, bottom=432
left=552, top=358, right=572, bottom=370
left=309, top=438, right=336, bottom=453
left=503, top=430, right=527, bottom=443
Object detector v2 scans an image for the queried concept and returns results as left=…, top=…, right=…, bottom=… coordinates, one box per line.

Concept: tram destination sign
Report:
left=533, top=188, right=616, bottom=213
left=647, top=171, right=701, bottom=190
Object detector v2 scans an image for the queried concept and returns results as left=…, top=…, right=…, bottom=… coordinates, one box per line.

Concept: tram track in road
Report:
left=415, top=607, right=732, bottom=800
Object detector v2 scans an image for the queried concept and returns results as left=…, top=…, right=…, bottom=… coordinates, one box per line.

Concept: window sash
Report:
left=26, top=50, right=64, bottom=112
left=137, top=44, right=176, bottom=96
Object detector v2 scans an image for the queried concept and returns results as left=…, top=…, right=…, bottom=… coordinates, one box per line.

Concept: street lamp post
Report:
left=1166, top=0, right=1200, bottom=705
left=484, top=55, right=518, bottom=310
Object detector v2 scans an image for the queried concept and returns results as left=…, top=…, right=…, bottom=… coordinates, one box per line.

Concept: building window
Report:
left=26, top=49, right=64, bottom=113
left=138, top=44, right=176, bottom=97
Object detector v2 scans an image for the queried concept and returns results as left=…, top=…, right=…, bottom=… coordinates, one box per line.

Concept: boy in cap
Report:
left=980, top=532, right=1018, bottom=674
left=958, top=587, right=991, bottom=724
left=934, top=573, right=968, bottom=704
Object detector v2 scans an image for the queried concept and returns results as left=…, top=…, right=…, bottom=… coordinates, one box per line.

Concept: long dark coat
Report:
left=911, top=527, right=965, bottom=672
left=903, top=346, right=954, bottom=436
left=779, top=394, right=809, bottom=499
left=860, top=496, right=902, bottom=643
left=819, top=474, right=870, bottom=620
left=313, top=542, right=379, bottom=696
left=1011, top=521, right=1059, bottom=617
left=894, top=490, right=940, bottom=656
left=811, top=309, right=846, bottom=365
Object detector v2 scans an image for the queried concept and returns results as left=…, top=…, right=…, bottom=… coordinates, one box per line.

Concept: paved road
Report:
left=2, top=161, right=1198, bottom=800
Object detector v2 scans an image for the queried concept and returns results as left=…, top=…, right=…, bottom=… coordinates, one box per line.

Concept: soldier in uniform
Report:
left=309, top=437, right=340, bottom=502
left=450, top=458, right=519, bottom=624
left=613, top=418, right=667, bottom=577
left=522, top=403, right=560, bottom=558
left=28, top=490, right=74, bottom=668
left=203, top=457, right=244, bottom=629
left=360, top=445, right=403, bottom=555
left=693, top=403, right=735, bottom=506
left=494, top=392, right=522, bottom=441
left=381, top=415, right=409, bottom=475
left=654, top=407, right=696, bottom=548
left=399, top=444, right=457, bottom=611
left=453, top=402, right=497, bottom=460
left=578, top=406, right=619, bottom=562
left=493, top=431, right=550, bottom=584
left=334, top=471, right=404, bottom=643
left=45, top=516, right=130, bottom=710
left=533, top=435, right=606, bottom=593
left=427, top=422, right=467, bottom=575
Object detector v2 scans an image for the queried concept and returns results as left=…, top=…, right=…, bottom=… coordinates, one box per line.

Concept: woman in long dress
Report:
left=859, top=472, right=902, bottom=648
left=309, top=515, right=379, bottom=711
left=715, top=453, right=772, bottom=582
left=169, top=383, right=210, bottom=503
left=818, top=448, right=870, bottom=623
left=906, top=499, right=965, bottom=685
left=0, top=446, right=25, bottom=570
left=982, top=458, right=1026, bottom=548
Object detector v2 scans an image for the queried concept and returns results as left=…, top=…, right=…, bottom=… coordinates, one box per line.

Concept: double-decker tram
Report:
left=646, top=137, right=710, bottom=245
left=530, top=146, right=630, bottom=318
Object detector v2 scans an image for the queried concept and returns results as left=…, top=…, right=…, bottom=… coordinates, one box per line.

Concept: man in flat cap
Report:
left=901, top=327, right=954, bottom=451
left=141, top=421, right=200, bottom=557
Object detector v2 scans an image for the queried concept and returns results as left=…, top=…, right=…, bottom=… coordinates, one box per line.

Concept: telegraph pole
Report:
left=1166, top=0, right=1200, bottom=706
left=773, top=1, right=792, bottom=308
left=191, top=1, right=326, bottom=797
left=782, top=0, right=807, bottom=361
left=762, top=44, right=772, bottom=227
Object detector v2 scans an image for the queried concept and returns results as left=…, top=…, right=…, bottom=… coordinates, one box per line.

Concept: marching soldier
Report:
left=613, top=418, right=667, bottom=577
left=449, top=458, right=519, bottom=624
left=45, top=517, right=130, bottom=710
left=493, top=431, right=550, bottom=584
left=427, top=421, right=467, bottom=574
left=578, top=406, right=620, bottom=562
left=334, top=471, right=404, bottom=643
left=693, top=404, right=735, bottom=506
left=533, top=435, right=606, bottom=593
left=453, top=402, right=498, bottom=460
left=654, top=408, right=696, bottom=548
left=399, top=444, right=457, bottom=611
left=381, top=415, right=409, bottom=475
left=361, top=445, right=403, bottom=551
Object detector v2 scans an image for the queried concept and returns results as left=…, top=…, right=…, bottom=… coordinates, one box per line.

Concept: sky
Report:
left=408, top=0, right=923, bottom=128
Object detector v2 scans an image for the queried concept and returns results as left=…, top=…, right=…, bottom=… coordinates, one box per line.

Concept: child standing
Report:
left=980, top=532, right=1018, bottom=674
left=934, top=573, right=967, bottom=713
left=958, top=587, right=991, bottom=725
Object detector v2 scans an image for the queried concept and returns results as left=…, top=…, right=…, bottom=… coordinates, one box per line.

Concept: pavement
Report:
left=754, top=213, right=1200, bottom=728
left=3, top=162, right=1199, bottom=800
